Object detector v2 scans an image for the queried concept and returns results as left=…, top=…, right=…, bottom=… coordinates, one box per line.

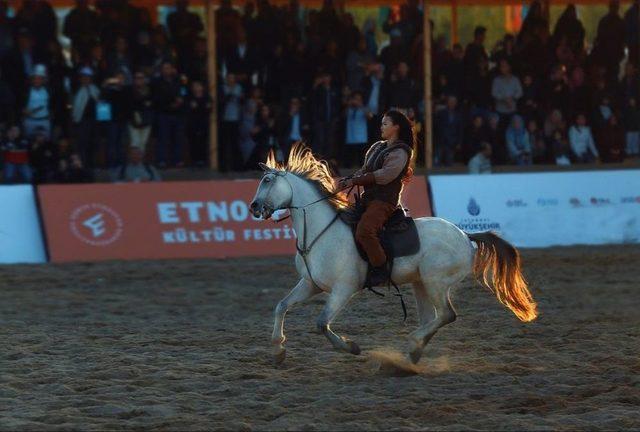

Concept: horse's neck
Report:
left=287, top=175, right=341, bottom=246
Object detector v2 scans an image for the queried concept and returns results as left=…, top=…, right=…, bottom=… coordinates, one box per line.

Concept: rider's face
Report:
left=380, top=116, right=398, bottom=140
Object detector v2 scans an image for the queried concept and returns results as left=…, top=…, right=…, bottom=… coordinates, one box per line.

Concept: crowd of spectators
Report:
left=0, top=0, right=638, bottom=184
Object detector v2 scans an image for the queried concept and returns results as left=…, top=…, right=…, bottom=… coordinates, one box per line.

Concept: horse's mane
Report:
left=266, top=143, right=350, bottom=211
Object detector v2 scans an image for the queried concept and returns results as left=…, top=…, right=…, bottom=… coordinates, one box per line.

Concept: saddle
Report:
left=339, top=203, right=421, bottom=264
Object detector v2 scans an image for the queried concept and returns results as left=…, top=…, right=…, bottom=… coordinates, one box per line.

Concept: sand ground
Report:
left=1, top=245, right=639, bottom=431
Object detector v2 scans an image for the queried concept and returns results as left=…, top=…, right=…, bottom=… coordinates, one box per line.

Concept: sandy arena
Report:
left=1, top=244, right=639, bottom=430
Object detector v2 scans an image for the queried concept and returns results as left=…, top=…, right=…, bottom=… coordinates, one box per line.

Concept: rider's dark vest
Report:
left=361, top=140, right=413, bottom=206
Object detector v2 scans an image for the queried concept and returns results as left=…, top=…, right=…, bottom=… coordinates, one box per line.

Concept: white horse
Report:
left=250, top=145, right=537, bottom=366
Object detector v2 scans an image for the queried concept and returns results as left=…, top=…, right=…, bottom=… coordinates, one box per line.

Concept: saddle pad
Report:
left=382, top=216, right=420, bottom=258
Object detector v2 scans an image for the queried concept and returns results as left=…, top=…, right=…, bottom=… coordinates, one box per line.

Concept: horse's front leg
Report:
left=272, top=278, right=321, bottom=364
left=317, top=285, right=361, bottom=355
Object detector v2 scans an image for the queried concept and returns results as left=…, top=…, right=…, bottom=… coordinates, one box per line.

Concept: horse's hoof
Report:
left=274, top=349, right=286, bottom=365
left=347, top=340, right=361, bottom=355
left=409, top=349, right=421, bottom=365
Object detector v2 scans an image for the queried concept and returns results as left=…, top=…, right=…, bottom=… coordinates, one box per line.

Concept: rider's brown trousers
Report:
left=355, top=200, right=397, bottom=267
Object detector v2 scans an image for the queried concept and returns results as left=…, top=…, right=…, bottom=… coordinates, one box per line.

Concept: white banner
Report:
left=429, top=170, right=640, bottom=248
left=0, top=185, right=46, bottom=263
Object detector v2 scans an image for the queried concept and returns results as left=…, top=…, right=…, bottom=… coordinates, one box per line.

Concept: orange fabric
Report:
left=355, top=200, right=397, bottom=267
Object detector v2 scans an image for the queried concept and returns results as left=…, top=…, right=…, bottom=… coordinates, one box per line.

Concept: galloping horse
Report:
left=250, top=144, right=537, bottom=366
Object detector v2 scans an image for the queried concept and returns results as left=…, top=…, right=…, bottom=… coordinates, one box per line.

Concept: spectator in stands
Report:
left=543, top=109, right=567, bottom=143
left=186, top=80, right=212, bottom=167
left=167, top=0, right=204, bottom=69
left=29, top=126, right=58, bottom=184
left=21, top=64, right=52, bottom=139
left=623, top=96, right=640, bottom=156
left=592, top=0, right=626, bottom=82
left=618, top=63, right=640, bottom=106
left=486, top=112, right=507, bottom=165
left=101, top=70, right=133, bottom=170
left=277, top=96, right=308, bottom=161
left=569, top=113, right=599, bottom=163
left=0, top=1, right=14, bottom=60
left=0, top=67, right=15, bottom=128
left=387, top=62, right=417, bottom=112
left=1, top=125, right=31, bottom=183
left=545, top=64, right=570, bottom=117
left=441, top=43, right=465, bottom=99
left=492, top=59, right=523, bottom=123
left=310, top=71, right=339, bottom=159
left=434, top=95, right=463, bottom=166
left=343, top=91, right=368, bottom=168
left=519, top=72, right=541, bottom=122
left=219, top=72, right=244, bottom=171
left=362, top=63, right=387, bottom=142
left=466, top=57, right=492, bottom=119
left=63, top=0, right=101, bottom=63
left=2, top=28, right=39, bottom=95
left=491, top=34, right=516, bottom=68
left=115, top=145, right=161, bottom=182
left=129, top=71, right=153, bottom=152
left=462, top=114, right=489, bottom=163
left=153, top=61, right=185, bottom=168
left=592, top=95, right=614, bottom=135
left=247, top=104, right=279, bottom=168
left=468, top=142, right=492, bottom=174
left=106, top=36, right=133, bottom=85
left=551, top=129, right=572, bottom=166
left=379, top=29, right=409, bottom=77
left=527, top=118, right=549, bottom=164
left=224, top=27, right=258, bottom=89
left=346, top=36, right=374, bottom=92
left=55, top=152, right=94, bottom=183
left=625, top=0, right=639, bottom=67
left=239, top=86, right=262, bottom=167
left=506, top=115, right=532, bottom=165
left=464, top=26, right=488, bottom=79
left=567, top=66, right=590, bottom=120
left=551, top=4, right=585, bottom=62
left=597, top=113, right=625, bottom=162
left=71, top=67, right=100, bottom=169
left=14, top=0, right=57, bottom=54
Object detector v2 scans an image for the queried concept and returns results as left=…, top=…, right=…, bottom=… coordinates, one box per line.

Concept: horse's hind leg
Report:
left=407, top=281, right=457, bottom=364
left=317, top=286, right=360, bottom=355
left=272, top=278, right=321, bottom=364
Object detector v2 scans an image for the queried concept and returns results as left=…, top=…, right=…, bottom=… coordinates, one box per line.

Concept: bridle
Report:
left=259, top=170, right=352, bottom=288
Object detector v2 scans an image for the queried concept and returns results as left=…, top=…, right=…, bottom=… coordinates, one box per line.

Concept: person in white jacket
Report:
left=568, top=113, right=600, bottom=163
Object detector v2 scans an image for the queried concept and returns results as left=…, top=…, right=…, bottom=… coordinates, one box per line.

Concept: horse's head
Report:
left=250, top=163, right=292, bottom=219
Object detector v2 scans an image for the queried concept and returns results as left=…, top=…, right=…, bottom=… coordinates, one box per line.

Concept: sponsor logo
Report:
left=590, top=197, right=611, bottom=206
left=506, top=199, right=528, bottom=208
left=460, top=197, right=500, bottom=232
left=620, top=196, right=640, bottom=204
left=537, top=198, right=559, bottom=207
left=467, top=198, right=480, bottom=216
left=569, top=197, right=582, bottom=207
left=70, top=204, right=124, bottom=246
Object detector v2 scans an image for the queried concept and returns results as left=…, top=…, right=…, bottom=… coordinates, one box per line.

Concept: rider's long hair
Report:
left=383, top=110, right=416, bottom=182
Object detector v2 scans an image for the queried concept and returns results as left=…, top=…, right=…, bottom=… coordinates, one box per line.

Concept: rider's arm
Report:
left=351, top=149, right=408, bottom=186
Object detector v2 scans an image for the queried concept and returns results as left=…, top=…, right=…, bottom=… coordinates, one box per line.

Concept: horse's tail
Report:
left=467, top=231, right=538, bottom=322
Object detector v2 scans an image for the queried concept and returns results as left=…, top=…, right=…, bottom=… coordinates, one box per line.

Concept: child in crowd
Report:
left=623, top=97, right=640, bottom=157
left=568, top=113, right=599, bottom=163
left=1, top=125, right=32, bottom=183
left=344, top=91, right=369, bottom=168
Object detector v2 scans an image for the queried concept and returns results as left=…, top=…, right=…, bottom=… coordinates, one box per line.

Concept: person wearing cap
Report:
left=71, top=66, right=100, bottom=168
left=21, top=64, right=51, bottom=139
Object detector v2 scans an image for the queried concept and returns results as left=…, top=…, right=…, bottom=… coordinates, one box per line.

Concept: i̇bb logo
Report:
left=70, top=204, right=124, bottom=246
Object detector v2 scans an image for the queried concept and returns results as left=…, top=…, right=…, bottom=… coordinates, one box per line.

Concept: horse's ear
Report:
left=258, top=162, right=271, bottom=172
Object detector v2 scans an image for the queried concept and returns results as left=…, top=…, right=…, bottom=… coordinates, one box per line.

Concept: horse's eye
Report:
left=264, top=177, right=271, bottom=183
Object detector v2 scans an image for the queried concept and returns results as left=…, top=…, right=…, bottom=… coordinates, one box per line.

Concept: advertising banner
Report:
left=0, top=185, right=46, bottom=263
left=429, top=170, right=640, bottom=247
left=39, top=177, right=430, bottom=262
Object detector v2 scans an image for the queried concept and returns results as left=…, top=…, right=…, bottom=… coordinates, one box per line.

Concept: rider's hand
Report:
left=338, top=178, right=353, bottom=189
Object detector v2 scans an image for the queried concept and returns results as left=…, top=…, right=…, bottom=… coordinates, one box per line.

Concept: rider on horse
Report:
left=338, top=110, right=415, bottom=286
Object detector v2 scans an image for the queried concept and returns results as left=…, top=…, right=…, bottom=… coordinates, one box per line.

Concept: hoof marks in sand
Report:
left=369, top=350, right=424, bottom=377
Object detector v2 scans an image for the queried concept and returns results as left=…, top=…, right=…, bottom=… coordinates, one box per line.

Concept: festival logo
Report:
left=458, top=197, right=500, bottom=232
left=467, top=198, right=480, bottom=216
left=70, top=204, right=124, bottom=246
